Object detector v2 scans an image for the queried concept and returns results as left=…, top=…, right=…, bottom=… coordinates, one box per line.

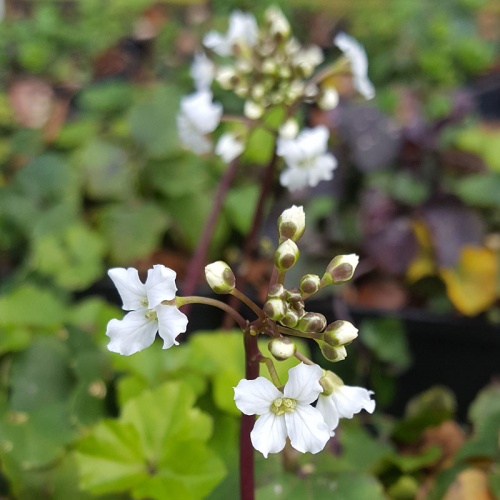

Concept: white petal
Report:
left=145, top=265, right=177, bottom=308
left=108, top=268, right=146, bottom=311
left=316, top=394, right=340, bottom=434
left=280, top=167, right=309, bottom=192
left=299, top=126, right=329, bottom=156
left=190, top=52, right=215, bottom=90
left=156, top=305, right=188, bottom=349
left=251, top=412, right=287, bottom=458
left=307, top=154, right=336, bottom=187
left=283, top=363, right=323, bottom=404
left=203, top=31, right=231, bottom=57
left=285, top=405, right=330, bottom=454
left=215, top=133, right=244, bottom=163
left=333, top=386, right=376, bottom=419
left=234, top=377, right=282, bottom=415
left=106, top=310, right=158, bottom=356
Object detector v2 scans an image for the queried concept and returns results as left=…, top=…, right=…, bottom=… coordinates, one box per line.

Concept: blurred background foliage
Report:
left=0, top=0, right=500, bottom=498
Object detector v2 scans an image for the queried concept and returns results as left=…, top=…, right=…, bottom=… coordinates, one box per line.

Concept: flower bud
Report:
left=323, top=320, right=358, bottom=346
left=297, top=312, right=327, bottom=333
left=268, top=283, right=285, bottom=299
left=274, top=239, right=299, bottom=271
left=265, top=6, right=291, bottom=38
left=205, top=261, right=235, bottom=294
left=322, top=254, right=359, bottom=285
left=318, top=88, right=339, bottom=110
left=280, top=309, right=299, bottom=328
left=278, top=205, right=305, bottom=242
left=244, top=100, right=264, bottom=119
left=264, top=298, right=286, bottom=321
left=216, top=66, right=237, bottom=89
left=318, top=342, right=347, bottom=362
left=299, top=274, right=321, bottom=295
left=279, top=119, right=299, bottom=139
left=268, top=337, right=296, bottom=361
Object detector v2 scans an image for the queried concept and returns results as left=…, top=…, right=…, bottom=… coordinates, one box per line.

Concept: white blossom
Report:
left=215, top=133, right=244, bottom=163
left=203, top=10, right=258, bottom=57
left=317, top=377, right=375, bottom=435
left=234, top=363, right=331, bottom=457
left=277, top=125, right=337, bottom=191
left=334, top=32, right=375, bottom=100
left=177, top=90, right=222, bottom=154
left=106, top=265, right=188, bottom=356
left=190, top=52, right=215, bottom=90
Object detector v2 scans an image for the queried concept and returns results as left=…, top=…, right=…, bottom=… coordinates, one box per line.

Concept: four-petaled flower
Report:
left=177, top=90, right=222, bottom=154
left=203, top=10, right=258, bottom=57
left=106, top=265, right=188, bottom=356
left=234, top=363, right=331, bottom=457
left=277, top=125, right=337, bottom=192
left=334, top=32, right=375, bottom=100
left=317, top=371, right=376, bottom=435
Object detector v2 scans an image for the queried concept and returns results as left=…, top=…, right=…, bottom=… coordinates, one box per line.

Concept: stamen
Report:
left=144, top=309, right=158, bottom=322
left=270, top=397, right=296, bottom=416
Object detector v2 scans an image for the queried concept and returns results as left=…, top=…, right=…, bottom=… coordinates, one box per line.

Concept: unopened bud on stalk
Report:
left=205, top=261, right=235, bottom=294
left=244, top=100, right=264, bottom=119
left=278, top=205, right=305, bottom=242
left=318, top=88, right=339, bottom=110
left=280, top=309, right=299, bottom=328
left=269, top=337, right=296, bottom=361
left=268, top=283, right=285, bottom=299
left=264, top=298, right=286, bottom=321
left=279, top=119, right=299, bottom=139
left=297, top=312, right=327, bottom=333
left=265, top=6, right=291, bottom=38
left=285, top=288, right=302, bottom=304
left=322, top=254, right=359, bottom=285
left=318, top=342, right=347, bottom=362
left=319, top=370, right=344, bottom=396
left=300, top=274, right=321, bottom=296
left=323, top=320, right=358, bottom=346
left=274, top=239, right=299, bottom=271
left=216, top=66, right=237, bottom=89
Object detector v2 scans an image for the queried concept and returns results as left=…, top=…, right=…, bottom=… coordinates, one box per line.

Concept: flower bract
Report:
left=234, top=363, right=330, bottom=457
left=106, top=265, right=188, bottom=356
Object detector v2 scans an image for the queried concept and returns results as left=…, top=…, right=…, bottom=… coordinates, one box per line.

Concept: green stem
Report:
left=231, top=288, right=265, bottom=320
left=294, top=350, right=315, bottom=365
left=176, top=296, right=247, bottom=331
left=261, top=357, right=282, bottom=387
left=276, top=325, right=323, bottom=341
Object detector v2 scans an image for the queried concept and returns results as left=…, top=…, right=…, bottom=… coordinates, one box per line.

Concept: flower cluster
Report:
left=177, top=7, right=374, bottom=192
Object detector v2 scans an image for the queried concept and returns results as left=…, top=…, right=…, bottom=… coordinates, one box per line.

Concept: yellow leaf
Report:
left=407, top=220, right=435, bottom=283
left=443, top=468, right=495, bottom=500
left=440, top=246, right=498, bottom=316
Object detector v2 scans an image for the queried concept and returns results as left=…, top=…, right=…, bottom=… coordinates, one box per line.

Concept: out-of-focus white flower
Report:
left=177, top=90, right=222, bottom=154
left=234, top=363, right=331, bottom=457
left=334, top=32, right=375, bottom=100
left=203, top=10, right=258, bottom=57
left=190, top=52, right=215, bottom=90
left=106, top=265, right=188, bottom=356
left=317, top=371, right=375, bottom=435
left=277, top=125, right=337, bottom=191
left=293, top=45, right=324, bottom=77
left=215, top=133, right=244, bottom=163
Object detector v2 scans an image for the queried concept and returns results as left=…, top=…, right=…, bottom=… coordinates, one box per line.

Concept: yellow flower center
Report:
left=144, top=309, right=158, bottom=322
left=270, top=397, right=297, bottom=416
left=140, top=298, right=149, bottom=308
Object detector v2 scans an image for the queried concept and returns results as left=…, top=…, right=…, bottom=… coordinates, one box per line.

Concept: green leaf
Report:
left=77, top=81, right=135, bottom=115
left=452, top=173, right=500, bottom=207
left=360, top=318, right=411, bottom=371
left=224, top=183, right=260, bottom=235
left=456, top=409, right=500, bottom=461
left=128, top=84, right=182, bottom=157
left=242, top=127, right=275, bottom=165
left=75, top=139, right=134, bottom=200
left=468, top=383, right=500, bottom=432
left=97, top=202, right=169, bottom=263
left=76, top=382, right=226, bottom=499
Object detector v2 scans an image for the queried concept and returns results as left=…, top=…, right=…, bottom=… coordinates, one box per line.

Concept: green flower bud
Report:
left=322, top=254, right=359, bottom=285
left=299, top=274, right=321, bottom=295
left=278, top=205, right=305, bottom=242
left=297, top=312, right=327, bottom=333
left=323, top=320, right=358, bottom=346
left=268, top=283, right=285, bottom=299
left=264, top=298, right=286, bottom=321
left=318, top=342, right=347, bottom=362
left=274, top=239, right=299, bottom=271
left=205, top=261, right=235, bottom=294
left=268, top=337, right=296, bottom=361
left=279, top=309, right=299, bottom=328
left=285, top=288, right=302, bottom=303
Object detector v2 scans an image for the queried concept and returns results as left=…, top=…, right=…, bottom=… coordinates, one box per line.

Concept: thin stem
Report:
left=181, top=157, right=240, bottom=318
left=231, top=288, right=265, bottom=320
left=261, top=357, right=282, bottom=387
left=276, top=325, right=323, bottom=341
left=176, top=296, right=247, bottom=331
left=294, top=350, right=315, bottom=365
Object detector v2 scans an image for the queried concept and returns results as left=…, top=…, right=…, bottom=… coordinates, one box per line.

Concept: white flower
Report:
left=203, top=10, right=258, bottom=57
left=106, top=265, right=188, bottom=356
left=317, top=372, right=375, bottom=435
left=234, top=363, right=331, bottom=457
left=334, top=32, right=375, bottom=100
left=277, top=125, right=337, bottom=191
left=190, top=52, right=215, bottom=90
left=215, top=133, right=244, bottom=163
left=177, top=90, right=222, bottom=154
